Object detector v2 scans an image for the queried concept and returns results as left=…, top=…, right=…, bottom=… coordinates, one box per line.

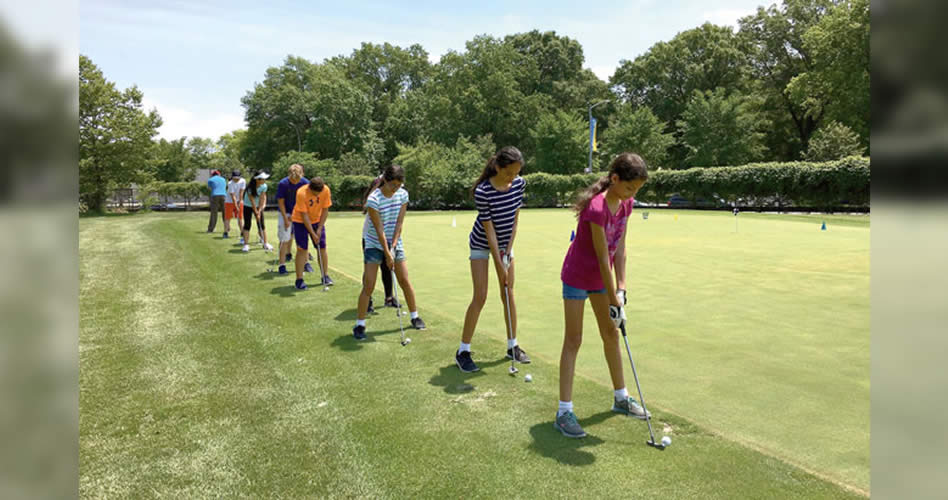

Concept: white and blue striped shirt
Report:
left=363, top=187, right=409, bottom=251
left=469, top=176, right=525, bottom=250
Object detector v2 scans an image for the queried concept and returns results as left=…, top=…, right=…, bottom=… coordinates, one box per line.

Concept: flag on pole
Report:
left=590, top=117, right=598, bottom=152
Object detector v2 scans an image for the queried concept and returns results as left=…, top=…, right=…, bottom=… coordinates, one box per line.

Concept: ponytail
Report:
left=471, top=146, right=523, bottom=195
left=573, top=152, right=648, bottom=216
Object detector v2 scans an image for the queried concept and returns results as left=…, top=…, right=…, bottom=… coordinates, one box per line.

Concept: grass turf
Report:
left=80, top=209, right=868, bottom=497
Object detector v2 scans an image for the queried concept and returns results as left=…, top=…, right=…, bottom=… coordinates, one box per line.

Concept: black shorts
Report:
left=243, top=205, right=265, bottom=231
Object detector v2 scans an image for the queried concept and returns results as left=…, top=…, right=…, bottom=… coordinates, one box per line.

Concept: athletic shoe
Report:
left=322, top=275, right=334, bottom=286
left=303, top=263, right=314, bottom=273
left=353, top=325, right=367, bottom=341
left=384, top=296, right=400, bottom=308
left=278, top=265, right=288, bottom=275
left=286, top=253, right=293, bottom=262
left=554, top=411, right=587, bottom=438
left=263, top=242, right=274, bottom=251
left=612, top=396, right=651, bottom=420
left=308, top=253, right=314, bottom=261
left=455, top=350, right=479, bottom=373
left=242, top=244, right=250, bottom=252
left=410, top=317, right=426, bottom=330
left=239, top=237, right=245, bottom=245
left=295, top=279, right=307, bottom=290
left=222, top=232, right=229, bottom=239
left=506, top=345, right=531, bottom=363
left=367, top=297, right=376, bottom=314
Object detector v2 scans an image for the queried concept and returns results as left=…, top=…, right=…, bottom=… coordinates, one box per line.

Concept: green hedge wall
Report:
left=262, top=156, right=869, bottom=211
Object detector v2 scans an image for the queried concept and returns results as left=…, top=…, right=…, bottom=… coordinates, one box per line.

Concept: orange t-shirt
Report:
left=292, top=184, right=332, bottom=223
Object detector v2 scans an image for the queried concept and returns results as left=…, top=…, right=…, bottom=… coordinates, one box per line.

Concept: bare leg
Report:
left=460, top=259, right=489, bottom=344
left=558, top=298, right=586, bottom=403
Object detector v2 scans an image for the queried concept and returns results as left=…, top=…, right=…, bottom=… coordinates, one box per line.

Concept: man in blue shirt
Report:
left=275, top=164, right=309, bottom=274
left=206, top=169, right=227, bottom=233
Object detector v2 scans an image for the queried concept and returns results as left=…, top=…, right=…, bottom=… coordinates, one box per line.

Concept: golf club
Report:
left=618, top=322, right=663, bottom=450
left=502, top=253, right=517, bottom=375
left=392, top=268, right=410, bottom=346
left=311, top=231, right=329, bottom=292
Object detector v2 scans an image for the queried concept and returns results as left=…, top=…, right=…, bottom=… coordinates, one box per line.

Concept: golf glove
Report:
left=609, top=304, right=627, bottom=329
left=617, top=289, right=627, bottom=305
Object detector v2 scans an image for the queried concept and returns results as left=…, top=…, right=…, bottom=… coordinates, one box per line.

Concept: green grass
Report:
left=80, top=209, right=868, bottom=497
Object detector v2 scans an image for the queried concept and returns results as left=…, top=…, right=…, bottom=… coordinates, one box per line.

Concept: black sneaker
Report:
left=384, top=296, right=400, bottom=308
left=367, top=297, right=376, bottom=314
left=222, top=232, right=229, bottom=239
left=506, top=345, right=531, bottom=363
left=322, top=275, right=334, bottom=286
left=295, top=279, right=307, bottom=290
left=353, top=325, right=367, bottom=340
left=411, top=317, right=426, bottom=330
left=303, top=262, right=314, bottom=273
left=455, top=350, right=479, bottom=373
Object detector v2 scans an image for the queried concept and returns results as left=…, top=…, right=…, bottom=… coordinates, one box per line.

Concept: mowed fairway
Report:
left=80, top=209, right=869, bottom=497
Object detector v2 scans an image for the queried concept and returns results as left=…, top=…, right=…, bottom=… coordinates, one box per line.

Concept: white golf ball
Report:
left=661, top=436, right=672, bottom=446
left=524, top=374, right=532, bottom=382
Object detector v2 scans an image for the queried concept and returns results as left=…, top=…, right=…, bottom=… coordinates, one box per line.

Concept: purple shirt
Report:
left=276, top=176, right=309, bottom=214
left=561, top=193, right=635, bottom=290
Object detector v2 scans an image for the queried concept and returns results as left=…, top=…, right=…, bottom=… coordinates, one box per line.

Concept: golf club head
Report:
left=401, top=338, right=411, bottom=346
left=508, top=365, right=518, bottom=375
left=646, top=440, right=666, bottom=451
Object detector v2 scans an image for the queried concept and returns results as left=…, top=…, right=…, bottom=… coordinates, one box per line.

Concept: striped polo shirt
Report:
left=469, top=176, right=525, bottom=250
left=363, top=187, right=409, bottom=251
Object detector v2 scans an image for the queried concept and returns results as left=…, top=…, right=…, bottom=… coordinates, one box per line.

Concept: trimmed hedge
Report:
left=302, top=156, right=869, bottom=211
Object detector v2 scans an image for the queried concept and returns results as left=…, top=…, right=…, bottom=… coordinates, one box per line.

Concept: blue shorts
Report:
left=470, top=247, right=514, bottom=261
left=293, top=221, right=326, bottom=250
left=562, top=282, right=606, bottom=300
left=364, top=247, right=406, bottom=264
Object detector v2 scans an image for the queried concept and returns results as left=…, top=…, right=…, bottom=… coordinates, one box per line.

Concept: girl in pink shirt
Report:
left=554, top=153, right=650, bottom=438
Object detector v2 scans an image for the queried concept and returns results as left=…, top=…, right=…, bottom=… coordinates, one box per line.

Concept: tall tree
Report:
left=528, top=109, right=587, bottom=174
left=677, top=88, right=767, bottom=167
left=79, top=55, right=162, bottom=212
left=786, top=0, right=870, bottom=145
left=610, top=23, right=749, bottom=126
left=738, top=0, right=838, bottom=156
left=153, top=137, right=190, bottom=182
left=600, top=105, right=674, bottom=168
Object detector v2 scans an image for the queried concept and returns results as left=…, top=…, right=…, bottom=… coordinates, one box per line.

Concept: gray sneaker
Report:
left=554, top=411, right=586, bottom=438
left=612, top=396, right=651, bottom=419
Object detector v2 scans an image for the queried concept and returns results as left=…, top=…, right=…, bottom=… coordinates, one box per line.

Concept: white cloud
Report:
left=701, top=8, right=756, bottom=28
left=142, top=96, right=245, bottom=141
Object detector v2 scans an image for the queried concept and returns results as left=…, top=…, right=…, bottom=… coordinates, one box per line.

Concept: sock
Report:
left=356, top=319, right=366, bottom=327
left=508, top=337, right=518, bottom=349
left=459, top=342, right=471, bottom=353
left=557, top=400, right=573, bottom=417
left=410, top=311, right=419, bottom=320
left=614, top=387, right=629, bottom=401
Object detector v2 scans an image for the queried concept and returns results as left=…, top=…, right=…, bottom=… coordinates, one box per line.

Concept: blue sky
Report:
left=76, top=0, right=767, bottom=141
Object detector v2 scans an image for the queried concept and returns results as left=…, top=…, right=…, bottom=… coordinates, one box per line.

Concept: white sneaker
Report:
left=263, top=243, right=274, bottom=251
left=242, top=244, right=250, bottom=252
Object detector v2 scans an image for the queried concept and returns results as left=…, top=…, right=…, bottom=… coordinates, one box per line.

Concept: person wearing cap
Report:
left=241, top=170, right=273, bottom=252
left=224, top=170, right=246, bottom=239
left=206, top=169, right=227, bottom=233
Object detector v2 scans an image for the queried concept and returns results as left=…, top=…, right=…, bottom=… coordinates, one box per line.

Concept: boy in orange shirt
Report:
left=291, top=177, right=333, bottom=290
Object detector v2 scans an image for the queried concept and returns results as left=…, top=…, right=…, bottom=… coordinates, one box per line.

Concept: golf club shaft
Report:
left=502, top=256, right=516, bottom=373
left=392, top=268, right=405, bottom=343
left=312, top=232, right=325, bottom=283
left=619, top=323, right=657, bottom=444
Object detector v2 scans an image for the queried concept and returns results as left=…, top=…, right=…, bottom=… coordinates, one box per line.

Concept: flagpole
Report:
left=587, top=100, right=609, bottom=173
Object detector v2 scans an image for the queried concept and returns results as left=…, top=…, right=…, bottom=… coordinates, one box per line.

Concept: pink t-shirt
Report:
left=561, top=193, right=635, bottom=290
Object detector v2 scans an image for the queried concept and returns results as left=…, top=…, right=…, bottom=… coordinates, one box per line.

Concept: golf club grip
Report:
left=619, top=323, right=628, bottom=337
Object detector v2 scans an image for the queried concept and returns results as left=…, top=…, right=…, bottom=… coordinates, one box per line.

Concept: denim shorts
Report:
left=470, top=247, right=514, bottom=261
left=364, top=247, right=406, bottom=264
left=562, top=282, right=606, bottom=300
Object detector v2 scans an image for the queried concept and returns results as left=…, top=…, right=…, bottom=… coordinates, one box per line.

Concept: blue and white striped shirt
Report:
left=469, top=176, right=525, bottom=250
left=363, top=187, right=409, bottom=251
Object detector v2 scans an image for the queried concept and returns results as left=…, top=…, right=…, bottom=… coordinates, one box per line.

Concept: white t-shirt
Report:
left=226, top=178, right=246, bottom=204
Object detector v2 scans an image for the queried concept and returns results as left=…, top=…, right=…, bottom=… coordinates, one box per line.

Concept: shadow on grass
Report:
left=253, top=270, right=281, bottom=281
left=428, top=363, right=487, bottom=394
left=270, top=285, right=303, bottom=297
left=527, top=411, right=619, bottom=466
left=329, top=327, right=403, bottom=351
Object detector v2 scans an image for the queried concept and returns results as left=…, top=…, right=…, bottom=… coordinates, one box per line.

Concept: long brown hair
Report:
left=573, top=153, right=648, bottom=216
left=471, top=146, right=523, bottom=194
